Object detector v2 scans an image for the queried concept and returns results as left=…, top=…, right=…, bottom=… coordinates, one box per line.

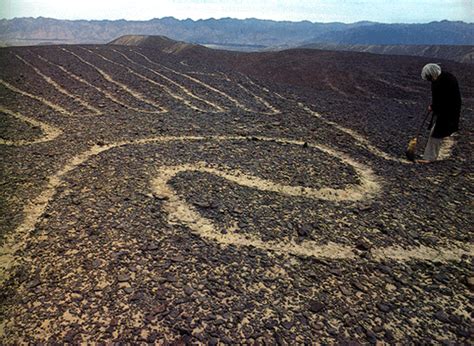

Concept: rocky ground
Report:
left=0, top=44, right=473, bottom=343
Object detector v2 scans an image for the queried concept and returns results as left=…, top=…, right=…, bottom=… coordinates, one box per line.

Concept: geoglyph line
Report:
left=152, top=164, right=356, bottom=260
left=187, top=71, right=229, bottom=78
left=243, top=74, right=454, bottom=163
left=299, top=102, right=407, bottom=163
left=236, top=83, right=281, bottom=115
left=111, top=49, right=225, bottom=112
left=243, top=79, right=398, bottom=162
left=36, top=54, right=167, bottom=114
left=324, top=76, right=351, bottom=98
left=13, top=54, right=103, bottom=116
left=0, top=142, right=112, bottom=284
left=198, top=71, right=279, bottom=114
left=0, top=79, right=70, bottom=116
left=299, top=102, right=456, bottom=163
left=82, top=48, right=210, bottom=113
left=1, top=135, right=471, bottom=286
left=0, top=106, right=62, bottom=146
left=371, top=245, right=473, bottom=262
left=131, top=50, right=258, bottom=112
left=152, top=158, right=471, bottom=261
left=61, top=48, right=167, bottom=114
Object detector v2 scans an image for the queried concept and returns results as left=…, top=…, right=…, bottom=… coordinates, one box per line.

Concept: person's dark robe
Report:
left=431, top=71, right=462, bottom=138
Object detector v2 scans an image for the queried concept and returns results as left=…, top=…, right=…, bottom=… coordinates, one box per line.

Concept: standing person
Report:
left=418, top=63, right=462, bottom=163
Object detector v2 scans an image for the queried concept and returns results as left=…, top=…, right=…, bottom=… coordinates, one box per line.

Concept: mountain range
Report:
left=1, top=17, right=473, bottom=48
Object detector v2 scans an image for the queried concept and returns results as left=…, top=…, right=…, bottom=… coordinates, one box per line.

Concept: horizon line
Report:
left=1, top=16, right=472, bottom=26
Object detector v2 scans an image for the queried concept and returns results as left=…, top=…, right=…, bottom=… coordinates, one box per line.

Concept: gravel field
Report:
left=0, top=43, right=473, bottom=343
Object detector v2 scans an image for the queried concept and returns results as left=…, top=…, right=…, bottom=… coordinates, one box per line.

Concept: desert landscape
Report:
left=0, top=38, right=473, bottom=343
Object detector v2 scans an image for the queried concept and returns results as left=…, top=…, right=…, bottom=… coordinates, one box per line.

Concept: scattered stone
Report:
left=214, top=319, right=225, bottom=326
left=64, top=330, right=77, bottom=343
left=153, top=194, right=169, bottom=201
left=377, top=303, right=391, bottom=313
left=152, top=304, right=167, bottom=315
left=309, top=301, right=325, bottom=313
left=355, top=238, right=372, bottom=251
left=433, top=273, right=449, bottom=283
left=449, top=314, right=462, bottom=324
left=164, top=274, right=177, bottom=283
left=233, top=207, right=243, bottom=214
left=92, top=259, right=102, bottom=268
left=282, top=320, right=293, bottom=330
left=147, top=243, right=160, bottom=251
left=365, top=330, right=377, bottom=342
left=147, top=332, right=158, bottom=343
left=117, top=273, right=130, bottom=282
left=352, top=281, right=367, bottom=293
left=27, top=278, right=41, bottom=289
left=339, top=285, right=351, bottom=296
left=465, top=276, right=474, bottom=290
left=373, top=325, right=384, bottom=333
left=455, top=329, right=471, bottom=338
left=193, top=200, right=212, bottom=208
left=171, top=255, right=185, bottom=262
left=297, top=224, right=311, bottom=237
left=144, top=313, right=155, bottom=322
left=184, top=286, right=194, bottom=296
left=169, top=308, right=182, bottom=319
left=384, top=329, right=395, bottom=341
left=130, top=292, right=144, bottom=302
left=71, top=293, right=83, bottom=301
left=123, top=287, right=134, bottom=294
left=377, top=264, right=392, bottom=275
left=358, top=204, right=372, bottom=212
left=265, top=319, right=277, bottom=329
left=435, top=310, right=450, bottom=323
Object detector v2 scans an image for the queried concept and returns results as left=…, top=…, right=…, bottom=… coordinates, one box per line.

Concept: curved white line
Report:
left=0, top=106, right=62, bottom=146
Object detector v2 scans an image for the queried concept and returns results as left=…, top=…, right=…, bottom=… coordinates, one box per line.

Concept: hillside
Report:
left=0, top=39, right=473, bottom=343
left=1, top=17, right=473, bottom=48
left=296, top=44, right=474, bottom=64
left=109, top=35, right=202, bottom=54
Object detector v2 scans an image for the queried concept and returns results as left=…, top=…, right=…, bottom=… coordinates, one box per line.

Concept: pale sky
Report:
left=1, top=0, right=473, bottom=23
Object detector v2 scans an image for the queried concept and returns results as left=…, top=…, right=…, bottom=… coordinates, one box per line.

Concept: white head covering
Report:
left=421, top=63, right=442, bottom=80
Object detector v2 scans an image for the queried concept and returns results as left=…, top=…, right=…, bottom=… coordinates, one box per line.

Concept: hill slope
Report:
left=0, top=40, right=473, bottom=343
left=109, top=35, right=203, bottom=54
left=296, top=43, right=474, bottom=64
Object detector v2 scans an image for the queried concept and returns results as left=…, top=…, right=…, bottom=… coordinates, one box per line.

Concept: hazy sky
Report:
left=1, top=0, right=473, bottom=23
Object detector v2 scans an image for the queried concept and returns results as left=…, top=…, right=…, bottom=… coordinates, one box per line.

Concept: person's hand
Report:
left=428, top=105, right=432, bottom=112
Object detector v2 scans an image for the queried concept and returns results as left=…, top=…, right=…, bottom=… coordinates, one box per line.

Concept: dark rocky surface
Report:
left=0, top=43, right=472, bottom=343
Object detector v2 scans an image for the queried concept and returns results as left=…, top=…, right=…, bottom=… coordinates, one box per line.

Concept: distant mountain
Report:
left=0, top=17, right=472, bottom=48
left=306, top=21, right=474, bottom=45
left=296, top=44, right=474, bottom=64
